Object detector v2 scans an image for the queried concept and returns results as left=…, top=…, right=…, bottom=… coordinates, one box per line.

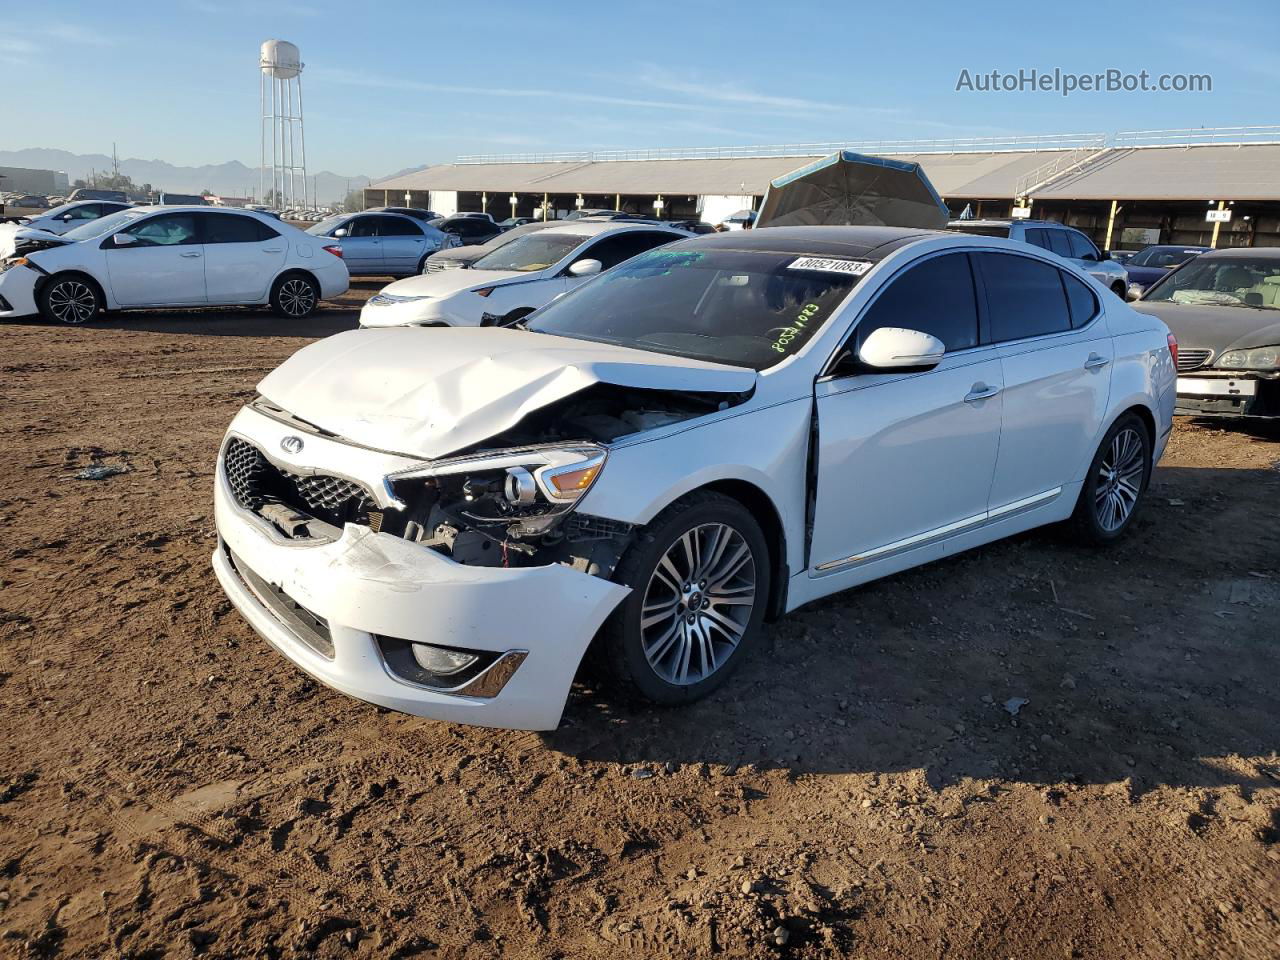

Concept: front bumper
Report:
left=359, top=298, right=463, bottom=328
left=0, top=264, right=40, bottom=318
left=1176, top=373, right=1279, bottom=419
left=212, top=433, right=629, bottom=730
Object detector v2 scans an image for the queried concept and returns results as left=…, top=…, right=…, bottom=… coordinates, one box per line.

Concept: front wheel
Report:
left=600, top=492, right=771, bottom=705
left=38, top=274, right=102, bottom=324
left=1068, top=413, right=1151, bottom=545
left=1111, top=281, right=1127, bottom=298
left=270, top=273, right=319, bottom=318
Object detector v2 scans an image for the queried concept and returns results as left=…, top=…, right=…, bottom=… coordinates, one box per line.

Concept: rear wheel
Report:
left=601, top=492, right=770, bottom=704
left=38, top=273, right=102, bottom=324
left=270, top=273, right=319, bottom=318
left=1068, top=413, right=1151, bottom=545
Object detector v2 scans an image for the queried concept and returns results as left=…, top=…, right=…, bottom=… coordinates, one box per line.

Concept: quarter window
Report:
left=854, top=253, right=980, bottom=354
left=977, top=252, right=1073, bottom=341
left=1061, top=270, right=1099, bottom=328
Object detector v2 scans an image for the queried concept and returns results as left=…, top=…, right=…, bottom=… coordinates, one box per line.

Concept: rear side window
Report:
left=977, top=252, right=1072, bottom=342
left=855, top=252, right=980, bottom=353
left=1061, top=270, right=1099, bottom=328
left=203, top=213, right=277, bottom=243
left=378, top=216, right=423, bottom=237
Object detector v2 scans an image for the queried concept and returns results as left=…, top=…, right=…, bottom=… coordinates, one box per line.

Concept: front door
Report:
left=339, top=215, right=384, bottom=275
left=809, top=252, right=1004, bottom=573
left=104, top=212, right=206, bottom=306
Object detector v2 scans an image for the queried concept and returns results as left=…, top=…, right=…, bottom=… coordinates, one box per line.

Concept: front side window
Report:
left=471, top=233, right=587, bottom=272
left=122, top=213, right=199, bottom=247
left=1143, top=256, right=1280, bottom=309
left=581, top=231, right=680, bottom=269
left=347, top=216, right=381, bottom=238
left=1067, top=231, right=1099, bottom=261
left=64, top=203, right=101, bottom=221
left=528, top=247, right=863, bottom=369
left=977, top=252, right=1073, bottom=341
left=853, top=253, right=979, bottom=354
left=65, top=209, right=148, bottom=241
left=306, top=215, right=347, bottom=237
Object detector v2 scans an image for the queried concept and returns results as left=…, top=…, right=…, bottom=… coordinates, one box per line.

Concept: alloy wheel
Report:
left=47, top=280, right=97, bottom=324
left=278, top=279, right=316, bottom=317
left=1094, top=427, right=1145, bottom=532
left=640, top=522, right=757, bottom=686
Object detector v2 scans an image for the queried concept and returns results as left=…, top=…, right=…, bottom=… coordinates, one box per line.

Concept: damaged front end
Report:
left=230, top=383, right=742, bottom=580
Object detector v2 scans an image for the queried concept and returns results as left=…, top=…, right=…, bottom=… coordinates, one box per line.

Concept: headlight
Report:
left=0, top=256, right=30, bottom=275
left=389, top=444, right=606, bottom=536
left=367, top=292, right=432, bottom=307
left=1216, top=345, right=1280, bottom=371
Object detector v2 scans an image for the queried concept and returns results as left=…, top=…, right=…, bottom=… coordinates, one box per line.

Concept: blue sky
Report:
left=7, top=0, right=1276, bottom=177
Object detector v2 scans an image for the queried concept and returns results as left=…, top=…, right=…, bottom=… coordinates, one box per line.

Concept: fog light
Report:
left=410, top=643, right=480, bottom=676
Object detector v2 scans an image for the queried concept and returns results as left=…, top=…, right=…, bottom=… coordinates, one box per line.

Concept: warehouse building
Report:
left=366, top=127, right=1280, bottom=250
left=0, top=165, right=70, bottom=196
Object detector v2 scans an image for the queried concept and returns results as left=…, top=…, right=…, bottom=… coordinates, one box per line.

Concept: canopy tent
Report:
left=755, top=151, right=949, bottom=230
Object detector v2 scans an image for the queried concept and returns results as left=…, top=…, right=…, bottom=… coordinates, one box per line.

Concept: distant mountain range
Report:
left=0, top=147, right=374, bottom=204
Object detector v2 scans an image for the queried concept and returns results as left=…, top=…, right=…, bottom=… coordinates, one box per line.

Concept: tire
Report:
left=269, top=273, right=319, bottom=319
left=600, top=491, right=771, bottom=705
left=1110, top=281, right=1127, bottom=298
left=417, top=255, right=430, bottom=274
left=38, top=273, right=102, bottom=324
left=1068, top=413, right=1151, bottom=546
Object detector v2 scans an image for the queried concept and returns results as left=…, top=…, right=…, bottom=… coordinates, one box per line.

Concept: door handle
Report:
left=964, top=383, right=1001, bottom=403
left=1084, top=353, right=1110, bottom=369
left=262, top=246, right=283, bottom=253
left=179, top=251, right=202, bottom=258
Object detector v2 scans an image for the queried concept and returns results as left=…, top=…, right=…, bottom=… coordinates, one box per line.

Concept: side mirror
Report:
left=332, top=227, right=348, bottom=238
left=1125, top=284, right=1143, bottom=302
left=568, top=258, right=602, bottom=277
left=856, top=327, right=945, bottom=371
left=111, top=233, right=137, bottom=247
left=60, top=214, right=74, bottom=222
left=1099, top=250, right=1112, bottom=260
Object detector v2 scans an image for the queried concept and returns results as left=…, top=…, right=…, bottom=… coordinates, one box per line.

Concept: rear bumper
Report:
left=212, top=457, right=629, bottom=730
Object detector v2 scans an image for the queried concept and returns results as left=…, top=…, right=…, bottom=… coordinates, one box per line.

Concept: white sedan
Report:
left=0, top=206, right=349, bottom=324
left=213, top=227, right=1176, bottom=730
left=1, top=199, right=132, bottom=239
left=358, top=220, right=689, bottom=328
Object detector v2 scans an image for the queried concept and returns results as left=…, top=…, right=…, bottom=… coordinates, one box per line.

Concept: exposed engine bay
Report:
left=233, top=384, right=747, bottom=576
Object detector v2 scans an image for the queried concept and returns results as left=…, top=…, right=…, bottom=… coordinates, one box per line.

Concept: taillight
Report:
left=323, top=244, right=343, bottom=258
left=1167, top=332, right=1178, bottom=368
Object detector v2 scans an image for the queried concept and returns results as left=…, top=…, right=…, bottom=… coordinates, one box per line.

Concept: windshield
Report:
left=470, top=233, right=586, bottom=271
left=1129, top=246, right=1204, bottom=268
left=306, top=215, right=347, bottom=236
left=62, top=209, right=146, bottom=241
left=527, top=247, right=864, bottom=369
left=1144, top=256, right=1280, bottom=309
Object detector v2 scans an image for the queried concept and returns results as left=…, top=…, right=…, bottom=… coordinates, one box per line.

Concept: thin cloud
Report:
left=634, top=67, right=847, bottom=113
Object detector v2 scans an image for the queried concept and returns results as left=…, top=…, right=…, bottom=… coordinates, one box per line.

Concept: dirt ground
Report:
left=1, top=282, right=1277, bottom=959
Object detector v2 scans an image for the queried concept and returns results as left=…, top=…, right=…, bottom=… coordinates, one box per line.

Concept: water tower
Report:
left=259, top=39, right=308, bottom=210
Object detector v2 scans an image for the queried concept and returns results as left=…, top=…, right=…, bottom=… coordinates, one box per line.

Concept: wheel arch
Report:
left=271, top=265, right=320, bottom=293
left=35, top=269, right=108, bottom=316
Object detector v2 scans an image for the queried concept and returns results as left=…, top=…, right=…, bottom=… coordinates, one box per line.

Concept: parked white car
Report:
left=213, top=227, right=1176, bottom=730
left=0, top=206, right=349, bottom=323
left=1, top=199, right=132, bottom=239
left=359, top=221, right=689, bottom=328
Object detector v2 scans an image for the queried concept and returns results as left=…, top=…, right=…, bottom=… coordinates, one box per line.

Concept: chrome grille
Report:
left=425, top=258, right=463, bottom=273
left=1177, top=348, right=1212, bottom=372
left=223, top=437, right=376, bottom=526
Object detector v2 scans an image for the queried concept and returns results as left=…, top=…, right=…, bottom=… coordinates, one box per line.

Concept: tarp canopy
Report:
left=755, top=151, right=949, bottom=229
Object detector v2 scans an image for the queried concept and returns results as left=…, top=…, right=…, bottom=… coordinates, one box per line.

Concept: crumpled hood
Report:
left=378, top=268, right=527, bottom=299
left=257, top=327, right=757, bottom=460
left=0, top=223, right=68, bottom=259
left=1134, top=301, right=1280, bottom=353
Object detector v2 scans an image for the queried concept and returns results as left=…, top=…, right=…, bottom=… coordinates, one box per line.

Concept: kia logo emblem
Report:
left=280, top=435, right=304, bottom=455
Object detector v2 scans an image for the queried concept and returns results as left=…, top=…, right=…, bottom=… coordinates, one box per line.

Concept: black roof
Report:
left=669, top=225, right=939, bottom=260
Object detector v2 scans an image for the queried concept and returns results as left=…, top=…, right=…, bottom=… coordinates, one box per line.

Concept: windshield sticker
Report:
left=771, top=302, right=823, bottom=355
left=788, top=257, right=873, bottom=277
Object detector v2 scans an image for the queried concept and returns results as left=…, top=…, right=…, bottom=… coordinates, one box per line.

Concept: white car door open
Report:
left=104, top=212, right=207, bottom=306
left=809, top=252, right=1004, bottom=575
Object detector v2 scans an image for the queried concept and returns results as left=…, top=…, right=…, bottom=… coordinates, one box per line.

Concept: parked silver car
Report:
left=306, top=212, right=458, bottom=277
left=947, top=219, right=1130, bottom=296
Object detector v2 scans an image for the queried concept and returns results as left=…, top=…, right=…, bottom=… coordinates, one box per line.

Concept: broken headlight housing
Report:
left=390, top=443, right=606, bottom=536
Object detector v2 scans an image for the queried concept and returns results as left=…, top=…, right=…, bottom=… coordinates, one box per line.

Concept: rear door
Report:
left=104, top=211, right=206, bottom=306
left=810, top=252, right=1004, bottom=573
left=977, top=251, right=1113, bottom=512
left=376, top=215, right=429, bottom=274
left=201, top=212, right=286, bottom=303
